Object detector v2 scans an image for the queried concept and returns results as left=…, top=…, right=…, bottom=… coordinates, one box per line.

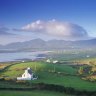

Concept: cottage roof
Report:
left=27, top=67, right=33, bottom=74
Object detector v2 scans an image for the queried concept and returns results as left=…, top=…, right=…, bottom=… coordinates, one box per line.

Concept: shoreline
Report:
left=0, top=51, right=49, bottom=63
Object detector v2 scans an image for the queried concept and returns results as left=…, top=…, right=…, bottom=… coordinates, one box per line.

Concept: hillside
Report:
left=1, top=61, right=96, bottom=91
left=0, top=38, right=96, bottom=51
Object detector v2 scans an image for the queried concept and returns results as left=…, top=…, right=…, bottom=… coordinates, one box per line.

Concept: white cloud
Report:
left=21, top=19, right=88, bottom=40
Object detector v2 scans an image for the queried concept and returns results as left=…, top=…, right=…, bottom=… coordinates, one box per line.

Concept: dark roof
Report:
left=28, top=68, right=33, bottom=74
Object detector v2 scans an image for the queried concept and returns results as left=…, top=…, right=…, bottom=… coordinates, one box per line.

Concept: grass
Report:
left=0, top=61, right=96, bottom=91
left=0, top=90, right=72, bottom=96
left=31, top=71, right=96, bottom=91
left=0, top=81, right=29, bottom=88
left=0, top=61, right=77, bottom=77
left=0, top=63, right=10, bottom=70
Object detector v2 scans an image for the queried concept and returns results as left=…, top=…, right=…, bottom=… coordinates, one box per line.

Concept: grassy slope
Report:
left=0, top=90, right=72, bottom=96
left=32, top=72, right=96, bottom=91
left=0, top=80, right=30, bottom=88
left=0, top=61, right=96, bottom=91
left=0, top=61, right=77, bottom=77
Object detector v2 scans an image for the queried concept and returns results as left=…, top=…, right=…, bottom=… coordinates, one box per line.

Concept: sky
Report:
left=0, top=0, right=96, bottom=44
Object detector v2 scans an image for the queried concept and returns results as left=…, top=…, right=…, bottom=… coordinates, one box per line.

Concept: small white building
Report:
left=53, top=60, right=58, bottom=64
left=22, top=61, right=25, bottom=63
left=17, top=67, right=37, bottom=80
left=86, top=55, right=90, bottom=58
left=46, top=59, right=51, bottom=63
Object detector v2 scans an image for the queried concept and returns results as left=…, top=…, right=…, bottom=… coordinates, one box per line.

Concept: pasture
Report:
left=0, top=90, right=71, bottom=96
left=0, top=61, right=96, bottom=91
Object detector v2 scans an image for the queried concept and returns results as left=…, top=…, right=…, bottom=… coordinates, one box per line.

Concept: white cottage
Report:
left=53, top=60, right=58, bottom=64
left=46, top=59, right=51, bottom=63
left=17, top=67, right=37, bottom=80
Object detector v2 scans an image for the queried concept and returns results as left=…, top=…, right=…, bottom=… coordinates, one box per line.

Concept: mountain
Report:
left=0, top=39, right=46, bottom=50
left=0, top=38, right=96, bottom=51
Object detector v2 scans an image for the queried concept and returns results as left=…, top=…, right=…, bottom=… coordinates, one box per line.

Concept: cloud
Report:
left=21, top=19, right=88, bottom=40
left=0, top=26, right=13, bottom=35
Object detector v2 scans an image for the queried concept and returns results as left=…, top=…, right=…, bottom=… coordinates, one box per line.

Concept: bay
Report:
left=0, top=51, right=47, bottom=62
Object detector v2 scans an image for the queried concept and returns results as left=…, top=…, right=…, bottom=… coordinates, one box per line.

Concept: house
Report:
left=22, top=61, right=25, bottom=63
left=17, top=67, right=37, bottom=80
left=53, top=60, right=58, bottom=64
left=46, top=59, right=51, bottom=63
left=86, top=55, right=90, bottom=58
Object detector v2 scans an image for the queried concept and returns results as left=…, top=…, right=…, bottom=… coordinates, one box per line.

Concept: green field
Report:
left=0, top=61, right=96, bottom=91
left=0, top=61, right=77, bottom=77
left=0, top=90, right=71, bottom=96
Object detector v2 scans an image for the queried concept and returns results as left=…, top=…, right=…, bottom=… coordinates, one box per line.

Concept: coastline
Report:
left=0, top=51, right=50, bottom=63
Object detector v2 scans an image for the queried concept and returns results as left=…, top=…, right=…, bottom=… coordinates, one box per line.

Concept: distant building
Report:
left=86, top=55, right=90, bottom=58
left=46, top=59, right=51, bottom=63
left=17, top=67, right=37, bottom=80
left=22, top=61, right=25, bottom=62
left=53, top=60, right=58, bottom=64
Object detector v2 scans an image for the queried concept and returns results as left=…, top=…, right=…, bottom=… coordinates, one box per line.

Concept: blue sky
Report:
left=0, top=0, right=96, bottom=44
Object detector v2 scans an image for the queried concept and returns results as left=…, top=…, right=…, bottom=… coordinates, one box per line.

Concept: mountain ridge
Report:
left=0, top=38, right=96, bottom=50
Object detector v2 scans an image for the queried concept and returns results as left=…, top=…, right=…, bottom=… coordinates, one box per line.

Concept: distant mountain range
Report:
left=0, top=38, right=96, bottom=51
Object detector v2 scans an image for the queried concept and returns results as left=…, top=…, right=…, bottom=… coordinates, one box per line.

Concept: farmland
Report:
left=0, top=60, right=96, bottom=91
left=0, top=50, right=96, bottom=96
